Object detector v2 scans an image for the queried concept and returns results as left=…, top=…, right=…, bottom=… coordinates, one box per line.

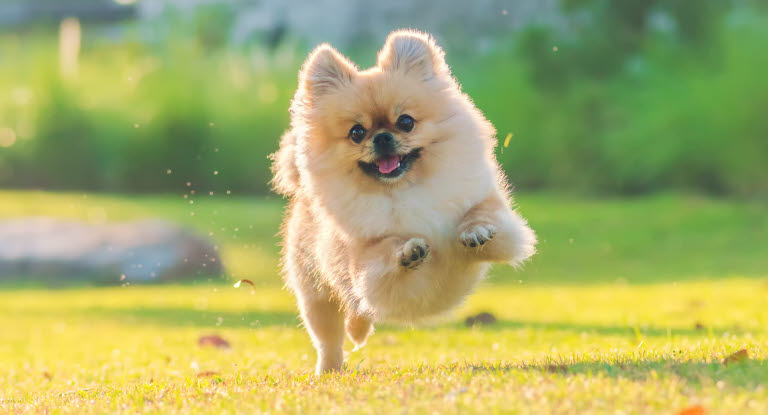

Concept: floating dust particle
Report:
left=503, top=133, right=513, bottom=147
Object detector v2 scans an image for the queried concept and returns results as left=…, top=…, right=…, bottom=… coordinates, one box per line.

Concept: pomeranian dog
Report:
left=271, top=29, right=537, bottom=374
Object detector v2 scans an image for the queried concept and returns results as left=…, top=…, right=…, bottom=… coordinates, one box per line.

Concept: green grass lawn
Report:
left=1, top=190, right=766, bottom=285
left=0, top=190, right=766, bottom=414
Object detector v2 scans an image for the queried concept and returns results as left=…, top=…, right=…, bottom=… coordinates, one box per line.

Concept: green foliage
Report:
left=193, top=4, right=236, bottom=51
left=0, top=4, right=767, bottom=196
left=0, top=37, right=295, bottom=194
left=472, top=9, right=768, bottom=196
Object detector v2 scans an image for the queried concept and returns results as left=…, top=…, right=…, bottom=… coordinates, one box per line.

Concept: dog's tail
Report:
left=269, top=130, right=301, bottom=197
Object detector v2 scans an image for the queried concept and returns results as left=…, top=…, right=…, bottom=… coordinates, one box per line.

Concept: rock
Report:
left=0, top=218, right=222, bottom=283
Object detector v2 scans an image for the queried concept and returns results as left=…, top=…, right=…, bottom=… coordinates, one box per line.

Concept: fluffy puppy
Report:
left=271, top=29, right=537, bottom=374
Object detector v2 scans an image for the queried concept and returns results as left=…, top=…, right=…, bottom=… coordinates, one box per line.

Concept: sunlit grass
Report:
left=0, top=281, right=766, bottom=414
left=1, top=190, right=766, bottom=285
left=0, top=190, right=766, bottom=413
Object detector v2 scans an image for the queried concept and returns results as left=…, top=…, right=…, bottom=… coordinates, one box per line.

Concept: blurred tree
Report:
left=193, top=4, right=236, bottom=51
left=31, top=83, right=105, bottom=190
left=521, top=0, right=732, bottom=89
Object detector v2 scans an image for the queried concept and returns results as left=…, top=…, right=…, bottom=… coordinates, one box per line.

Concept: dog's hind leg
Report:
left=295, top=287, right=346, bottom=375
left=345, top=313, right=373, bottom=350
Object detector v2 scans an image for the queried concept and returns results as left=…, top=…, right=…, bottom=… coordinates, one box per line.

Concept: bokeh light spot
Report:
left=0, top=128, right=16, bottom=147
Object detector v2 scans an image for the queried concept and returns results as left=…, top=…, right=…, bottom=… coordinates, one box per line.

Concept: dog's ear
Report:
left=299, top=44, right=358, bottom=97
left=377, top=30, right=449, bottom=80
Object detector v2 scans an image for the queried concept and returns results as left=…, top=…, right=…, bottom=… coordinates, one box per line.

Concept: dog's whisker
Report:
left=437, top=113, right=458, bottom=124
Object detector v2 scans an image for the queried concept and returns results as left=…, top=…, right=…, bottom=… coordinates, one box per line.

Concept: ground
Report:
left=0, top=191, right=766, bottom=414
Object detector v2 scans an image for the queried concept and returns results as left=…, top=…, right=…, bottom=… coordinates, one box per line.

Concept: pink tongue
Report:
left=377, top=155, right=400, bottom=174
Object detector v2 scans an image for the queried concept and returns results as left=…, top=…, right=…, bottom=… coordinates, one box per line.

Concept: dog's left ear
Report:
left=377, top=30, right=449, bottom=80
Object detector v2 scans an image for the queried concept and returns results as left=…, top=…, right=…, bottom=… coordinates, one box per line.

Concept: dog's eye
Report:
left=395, top=114, right=415, bottom=132
left=348, top=124, right=366, bottom=143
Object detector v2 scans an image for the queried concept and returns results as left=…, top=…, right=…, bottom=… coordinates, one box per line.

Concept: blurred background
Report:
left=0, top=0, right=766, bottom=287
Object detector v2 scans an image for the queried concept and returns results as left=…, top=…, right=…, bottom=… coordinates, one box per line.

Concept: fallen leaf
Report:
left=464, top=312, right=497, bottom=327
left=234, top=279, right=255, bottom=294
left=198, top=335, right=231, bottom=349
left=723, top=349, right=748, bottom=365
left=694, top=322, right=705, bottom=330
left=42, top=371, right=52, bottom=381
left=678, top=404, right=706, bottom=415
left=545, top=364, right=568, bottom=373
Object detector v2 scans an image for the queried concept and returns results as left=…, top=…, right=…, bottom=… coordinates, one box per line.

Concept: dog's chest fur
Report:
left=315, top=156, right=495, bottom=245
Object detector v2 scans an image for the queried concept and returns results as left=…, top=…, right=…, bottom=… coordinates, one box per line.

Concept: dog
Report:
left=270, top=29, right=537, bottom=374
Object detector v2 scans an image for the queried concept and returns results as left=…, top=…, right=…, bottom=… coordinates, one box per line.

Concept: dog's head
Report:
left=291, top=30, right=487, bottom=190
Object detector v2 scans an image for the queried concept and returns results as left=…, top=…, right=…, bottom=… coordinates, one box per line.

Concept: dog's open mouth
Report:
left=358, top=148, right=422, bottom=180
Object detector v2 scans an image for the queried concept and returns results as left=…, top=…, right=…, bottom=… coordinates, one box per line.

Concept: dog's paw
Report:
left=460, top=224, right=496, bottom=248
left=399, top=238, right=430, bottom=269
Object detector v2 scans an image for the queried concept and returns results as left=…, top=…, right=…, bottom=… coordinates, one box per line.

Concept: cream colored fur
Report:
left=271, top=30, right=537, bottom=374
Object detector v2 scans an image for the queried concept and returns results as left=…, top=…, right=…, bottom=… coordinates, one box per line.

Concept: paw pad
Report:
left=399, top=238, right=430, bottom=269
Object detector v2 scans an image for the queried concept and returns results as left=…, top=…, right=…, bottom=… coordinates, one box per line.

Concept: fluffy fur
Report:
left=271, top=30, right=537, bottom=374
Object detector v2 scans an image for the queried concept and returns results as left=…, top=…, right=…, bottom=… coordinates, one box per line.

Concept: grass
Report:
left=0, top=190, right=766, bottom=414
left=1, top=190, right=766, bottom=285
left=1, top=282, right=766, bottom=414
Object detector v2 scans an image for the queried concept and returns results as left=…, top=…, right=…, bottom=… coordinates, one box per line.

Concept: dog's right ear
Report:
left=299, top=44, right=358, bottom=97
left=377, top=30, right=450, bottom=81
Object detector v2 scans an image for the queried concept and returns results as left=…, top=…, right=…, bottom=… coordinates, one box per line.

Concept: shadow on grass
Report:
left=460, top=357, right=767, bottom=388
left=339, top=359, right=766, bottom=390
left=41, top=307, right=748, bottom=336
left=440, top=319, right=744, bottom=337
left=49, top=307, right=300, bottom=328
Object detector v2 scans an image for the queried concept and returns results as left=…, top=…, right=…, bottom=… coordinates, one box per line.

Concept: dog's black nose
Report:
left=373, top=132, right=396, bottom=155
left=373, top=132, right=393, bottom=145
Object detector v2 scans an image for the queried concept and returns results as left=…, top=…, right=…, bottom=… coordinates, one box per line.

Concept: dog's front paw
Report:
left=399, top=238, right=430, bottom=269
left=460, top=224, right=496, bottom=248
